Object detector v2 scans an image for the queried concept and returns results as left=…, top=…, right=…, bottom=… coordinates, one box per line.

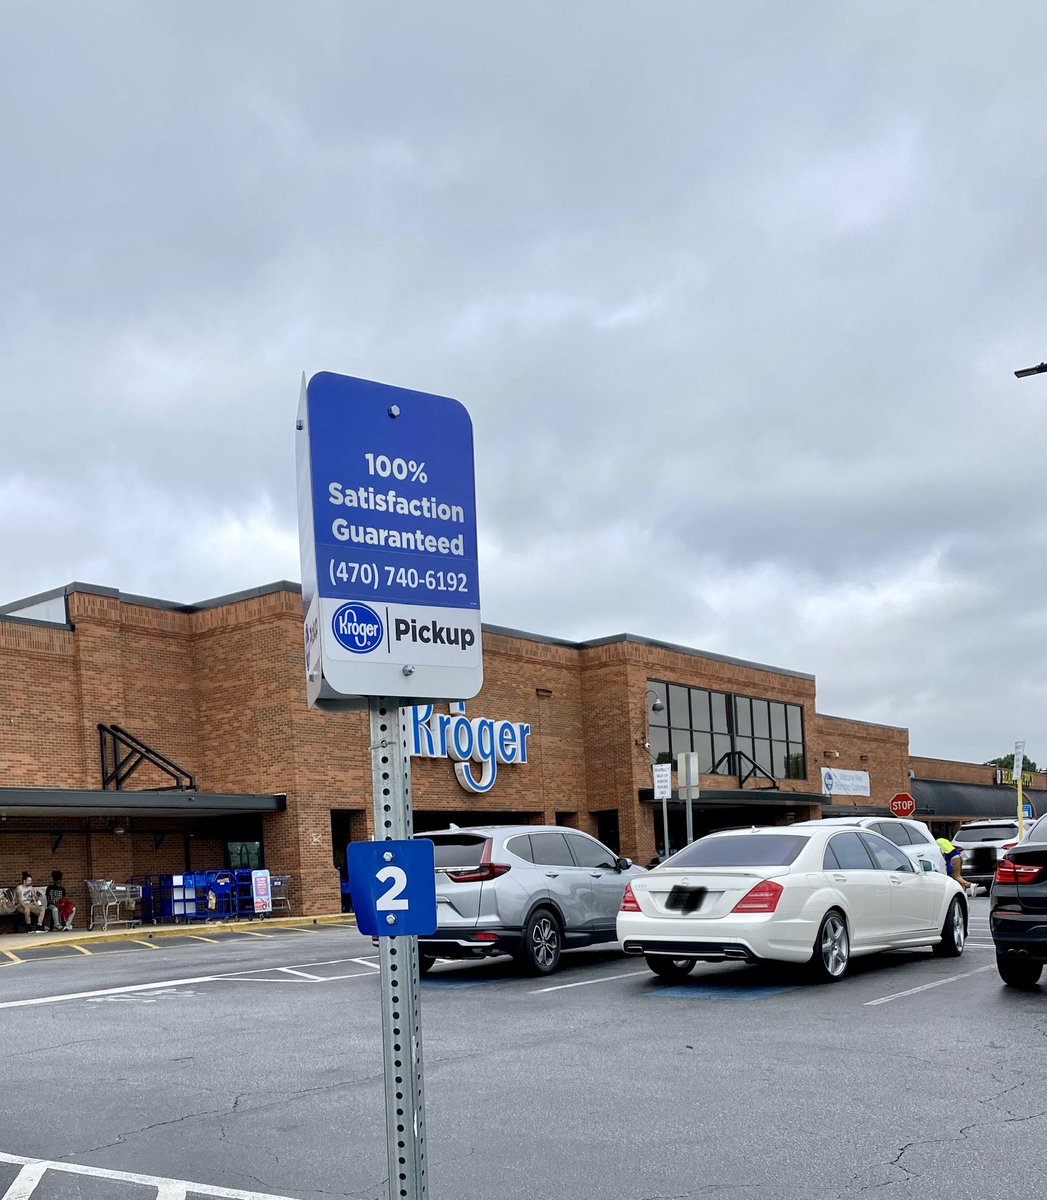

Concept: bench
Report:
left=0, top=886, right=45, bottom=934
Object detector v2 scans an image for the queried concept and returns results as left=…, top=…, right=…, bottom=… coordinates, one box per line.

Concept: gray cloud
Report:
left=3, top=1, right=1047, bottom=764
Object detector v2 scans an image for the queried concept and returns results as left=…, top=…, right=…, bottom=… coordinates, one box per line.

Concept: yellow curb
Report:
left=0, top=913, right=357, bottom=952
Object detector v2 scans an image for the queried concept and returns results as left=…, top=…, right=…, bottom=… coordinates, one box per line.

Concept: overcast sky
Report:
left=3, top=2, right=1047, bottom=764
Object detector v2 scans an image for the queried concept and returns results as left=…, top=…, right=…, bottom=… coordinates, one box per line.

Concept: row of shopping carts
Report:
left=87, top=871, right=292, bottom=929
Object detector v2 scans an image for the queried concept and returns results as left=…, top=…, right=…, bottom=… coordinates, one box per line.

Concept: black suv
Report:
left=990, top=815, right=1047, bottom=986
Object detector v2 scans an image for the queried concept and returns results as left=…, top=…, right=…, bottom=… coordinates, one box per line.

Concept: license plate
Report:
left=665, top=885, right=707, bottom=914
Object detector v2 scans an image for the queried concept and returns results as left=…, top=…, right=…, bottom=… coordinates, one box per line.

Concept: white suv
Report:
left=953, top=819, right=1023, bottom=891
left=792, top=816, right=947, bottom=873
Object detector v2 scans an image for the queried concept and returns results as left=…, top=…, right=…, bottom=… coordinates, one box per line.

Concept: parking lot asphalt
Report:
left=1, top=896, right=1046, bottom=1200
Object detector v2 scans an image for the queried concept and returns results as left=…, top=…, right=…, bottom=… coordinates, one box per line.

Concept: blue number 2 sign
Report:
left=347, top=839, right=438, bottom=937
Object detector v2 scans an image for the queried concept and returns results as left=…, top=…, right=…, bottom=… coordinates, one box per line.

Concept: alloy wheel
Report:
left=531, top=916, right=559, bottom=969
left=821, top=913, right=849, bottom=977
left=951, top=901, right=965, bottom=952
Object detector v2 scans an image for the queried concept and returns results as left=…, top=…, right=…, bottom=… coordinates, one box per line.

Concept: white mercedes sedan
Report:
left=617, top=825, right=967, bottom=982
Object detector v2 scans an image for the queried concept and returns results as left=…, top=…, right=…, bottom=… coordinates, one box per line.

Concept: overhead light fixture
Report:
left=112, top=825, right=126, bottom=835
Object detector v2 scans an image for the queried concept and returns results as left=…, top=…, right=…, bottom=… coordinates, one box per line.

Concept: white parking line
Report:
left=531, top=970, right=650, bottom=994
left=275, top=966, right=324, bottom=981
left=864, top=964, right=995, bottom=1006
left=0, top=956, right=378, bottom=1009
left=0, top=1150, right=300, bottom=1199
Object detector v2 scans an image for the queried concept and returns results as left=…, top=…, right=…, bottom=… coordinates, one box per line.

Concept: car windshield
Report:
left=955, top=825, right=1018, bottom=843
left=666, top=834, right=809, bottom=868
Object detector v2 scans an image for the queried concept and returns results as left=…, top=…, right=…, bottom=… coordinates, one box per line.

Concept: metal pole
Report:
left=369, top=698, right=428, bottom=1200
left=661, top=795, right=669, bottom=858
left=684, top=755, right=694, bottom=847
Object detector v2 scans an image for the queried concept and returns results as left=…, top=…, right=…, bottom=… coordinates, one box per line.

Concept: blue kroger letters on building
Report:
left=410, top=702, right=531, bottom=794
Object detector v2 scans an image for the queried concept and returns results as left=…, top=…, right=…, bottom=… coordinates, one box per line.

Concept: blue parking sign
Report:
left=348, top=839, right=438, bottom=937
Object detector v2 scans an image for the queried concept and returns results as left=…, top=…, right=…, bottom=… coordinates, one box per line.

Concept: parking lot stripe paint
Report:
left=234, top=929, right=276, bottom=938
left=186, top=934, right=220, bottom=943
left=0, top=950, right=22, bottom=964
left=71, top=944, right=92, bottom=955
left=275, top=967, right=324, bottom=980
left=0, top=1151, right=302, bottom=1199
left=351, top=956, right=381, bottom=970
left=131, top=939, right=160, bottom=949
left=531, top=970, right=650, bottom=994
left=864, top=964, right=995, bottom=1006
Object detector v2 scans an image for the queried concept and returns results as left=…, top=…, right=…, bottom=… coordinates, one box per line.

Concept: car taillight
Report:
left=445, top=862, right=511, bottom=883
left=995, top=860, right=1045, bottom=884
left=620, top=883, right=641, bottom=912
left=444, top=838, right=511, bottom=882
left=731, top=880, right=784, bottom=913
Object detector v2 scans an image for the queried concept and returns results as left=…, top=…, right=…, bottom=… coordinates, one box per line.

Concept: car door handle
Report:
left=890, top=877, right=902, bottom=886
left=545, top=872, right=559, bottom=879
left=832, top=873, right=847, bottom=883
left=589, top=872, right=604, bottom=878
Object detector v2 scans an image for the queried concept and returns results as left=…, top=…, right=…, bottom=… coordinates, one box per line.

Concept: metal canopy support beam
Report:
left=98, top=724, right=198, bottom=791
left=369, top=697, right=427, bottom=1200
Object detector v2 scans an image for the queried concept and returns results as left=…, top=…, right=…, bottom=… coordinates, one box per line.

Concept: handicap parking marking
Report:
left=0, top=1149, right=304, bottom=1200
left=649, top=982, right=798, bottom=1000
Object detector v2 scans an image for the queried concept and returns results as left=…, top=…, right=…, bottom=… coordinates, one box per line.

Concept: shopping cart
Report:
left=86, top=880, right=143, bottom=931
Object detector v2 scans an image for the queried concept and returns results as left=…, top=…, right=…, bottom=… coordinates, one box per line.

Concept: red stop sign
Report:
left=890, top=793, right=916, bottom=819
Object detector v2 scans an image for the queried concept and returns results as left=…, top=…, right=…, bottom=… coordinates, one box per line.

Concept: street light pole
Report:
left=642, top=687, right=668, bottom=855
left=1015, top=360, right=1047, bottom=379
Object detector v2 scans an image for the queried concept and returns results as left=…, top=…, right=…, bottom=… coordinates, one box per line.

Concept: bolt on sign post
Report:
left=652, top=763, right=672, bottom=856
left=296, top=371, right=483, bottom=1200
left=1015, top=741, right=1026, bottom=840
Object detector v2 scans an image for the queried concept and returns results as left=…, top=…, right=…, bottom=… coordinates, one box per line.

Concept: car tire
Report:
left=996, top=953, right=1043, bottom=988
left=418, top=953, right=435, bottom=976
left=644, top=955, right=697, bottom=981
left=932, top=898, right=966, bottom=957
left=809, top=910, right=850, bottom=982
left=515, top=908, right=562, bottom=975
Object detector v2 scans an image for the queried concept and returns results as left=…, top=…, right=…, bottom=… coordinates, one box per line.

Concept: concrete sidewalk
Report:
left=0, top=912, right=355, bottom=953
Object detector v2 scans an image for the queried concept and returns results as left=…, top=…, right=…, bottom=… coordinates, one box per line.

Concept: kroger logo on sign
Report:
left=331, top=602, right=384, bottom=654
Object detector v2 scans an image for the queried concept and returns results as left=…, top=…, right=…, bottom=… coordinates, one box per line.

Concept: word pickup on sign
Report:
left=348, top=839, right=438, bottom=937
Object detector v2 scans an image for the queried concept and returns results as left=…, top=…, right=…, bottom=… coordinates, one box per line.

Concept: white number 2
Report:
left=375, top=865, right=409, bottom=911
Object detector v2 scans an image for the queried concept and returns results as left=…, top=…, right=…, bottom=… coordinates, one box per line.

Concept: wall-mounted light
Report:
left=535, top=687, right=553, bottom=698
left=112, top=825, right=126, bottom=836
left=823, top=750, right=840, bottom=759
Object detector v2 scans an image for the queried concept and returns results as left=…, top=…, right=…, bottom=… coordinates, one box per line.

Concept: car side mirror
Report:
left=921, top=859, right=934, bottom=873
left=616, top=857, right=632, bottom=872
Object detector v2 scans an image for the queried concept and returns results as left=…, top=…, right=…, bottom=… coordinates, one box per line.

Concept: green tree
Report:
left=986, top=753, right=1040, bottom=773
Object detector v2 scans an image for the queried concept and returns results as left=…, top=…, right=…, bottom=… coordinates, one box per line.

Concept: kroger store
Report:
left=0, top=579, right=1042, bottom=922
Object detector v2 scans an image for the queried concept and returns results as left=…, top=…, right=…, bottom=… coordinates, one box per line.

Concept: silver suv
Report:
left=415, top=824, right=645, bottom=975
left=953, top=819, right=1023, bottom=890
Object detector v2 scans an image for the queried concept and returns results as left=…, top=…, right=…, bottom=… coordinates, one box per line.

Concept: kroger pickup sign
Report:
left=410, top=702, right=530, bottom=794
left=296, top=371, right=482, bottom=708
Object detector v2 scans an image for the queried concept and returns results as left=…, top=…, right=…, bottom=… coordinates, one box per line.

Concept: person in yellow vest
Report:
left=936, top=838, right=973, bottom=892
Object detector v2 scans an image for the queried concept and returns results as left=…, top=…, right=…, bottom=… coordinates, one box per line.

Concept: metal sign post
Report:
left=296, top=371, right=483, bottom=1200
left=652, top=763, right=672, bottom=857
left=369, top=699, right=427, bottom=1200
left=678, top=752, right=699, bottom=848
left=1015, top=740, right=1027, bottom=841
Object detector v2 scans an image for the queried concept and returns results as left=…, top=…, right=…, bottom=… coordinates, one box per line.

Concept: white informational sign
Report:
left=1014, top=740, right=1025, bottom=781
left=821, top=767, right=871, bottom=797
left=652, top=763, right=672, bottom=800
left=677, top=753, right=700, bottom=795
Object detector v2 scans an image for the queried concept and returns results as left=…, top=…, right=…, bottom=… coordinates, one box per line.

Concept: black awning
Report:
left=0, top=788, right=286, bottom=819
left=912, top=779, right=1044, bottom=821
left=639, top=787, right=823, bottom=808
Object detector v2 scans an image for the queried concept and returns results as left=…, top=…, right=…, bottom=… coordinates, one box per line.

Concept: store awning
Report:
left=0, top=787, right=287, bottom=820
left=912, top=779, right=1044, bottom=821
left=639, top=787, right=823, bottom=808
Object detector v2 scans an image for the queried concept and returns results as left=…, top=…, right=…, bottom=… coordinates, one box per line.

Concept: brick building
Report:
left=0, top=580, right=1034, bottom=921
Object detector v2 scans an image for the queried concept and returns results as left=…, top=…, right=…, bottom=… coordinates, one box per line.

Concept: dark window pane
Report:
left=711, top=692, right=729, bottom=734
left=787, top=705, right=803, bottom=742
left=734, top=697, right=752, bottom=736
left=691, top=689, right=711, bottom=731
left=752, top=700, right=770, bottom=738
left=566, top=834, right=617, bottom=869
left=649, top=726, right=670, bottom=764
left=862, top=833, right=914, bottom=872
left=754, top=740, right=772, bottom=775
left=908, top=823, right=933, bottom=845
left=670, top=727, right=693, bottom=757
left=713, top=733, right=731, bottom=768
left=505, top=835, right=535, bottom=863
left=823, top=843, right=841, bottom=870
left=667, top=685, right=690, bottom=727
left=771, top=742, right=787, bottom=779
left=829, top=832, right=875, bottom=870
left=694, top=732, right=714, bottom=774
left=769, top=703, right=787, bottom=740
left=529, top=831, right=574, bottom=867
left=668, top=833, right=809, bottom=869
left=648, top=681, right=668, bottom=727
left=785, top=752, right=806, bottom=780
